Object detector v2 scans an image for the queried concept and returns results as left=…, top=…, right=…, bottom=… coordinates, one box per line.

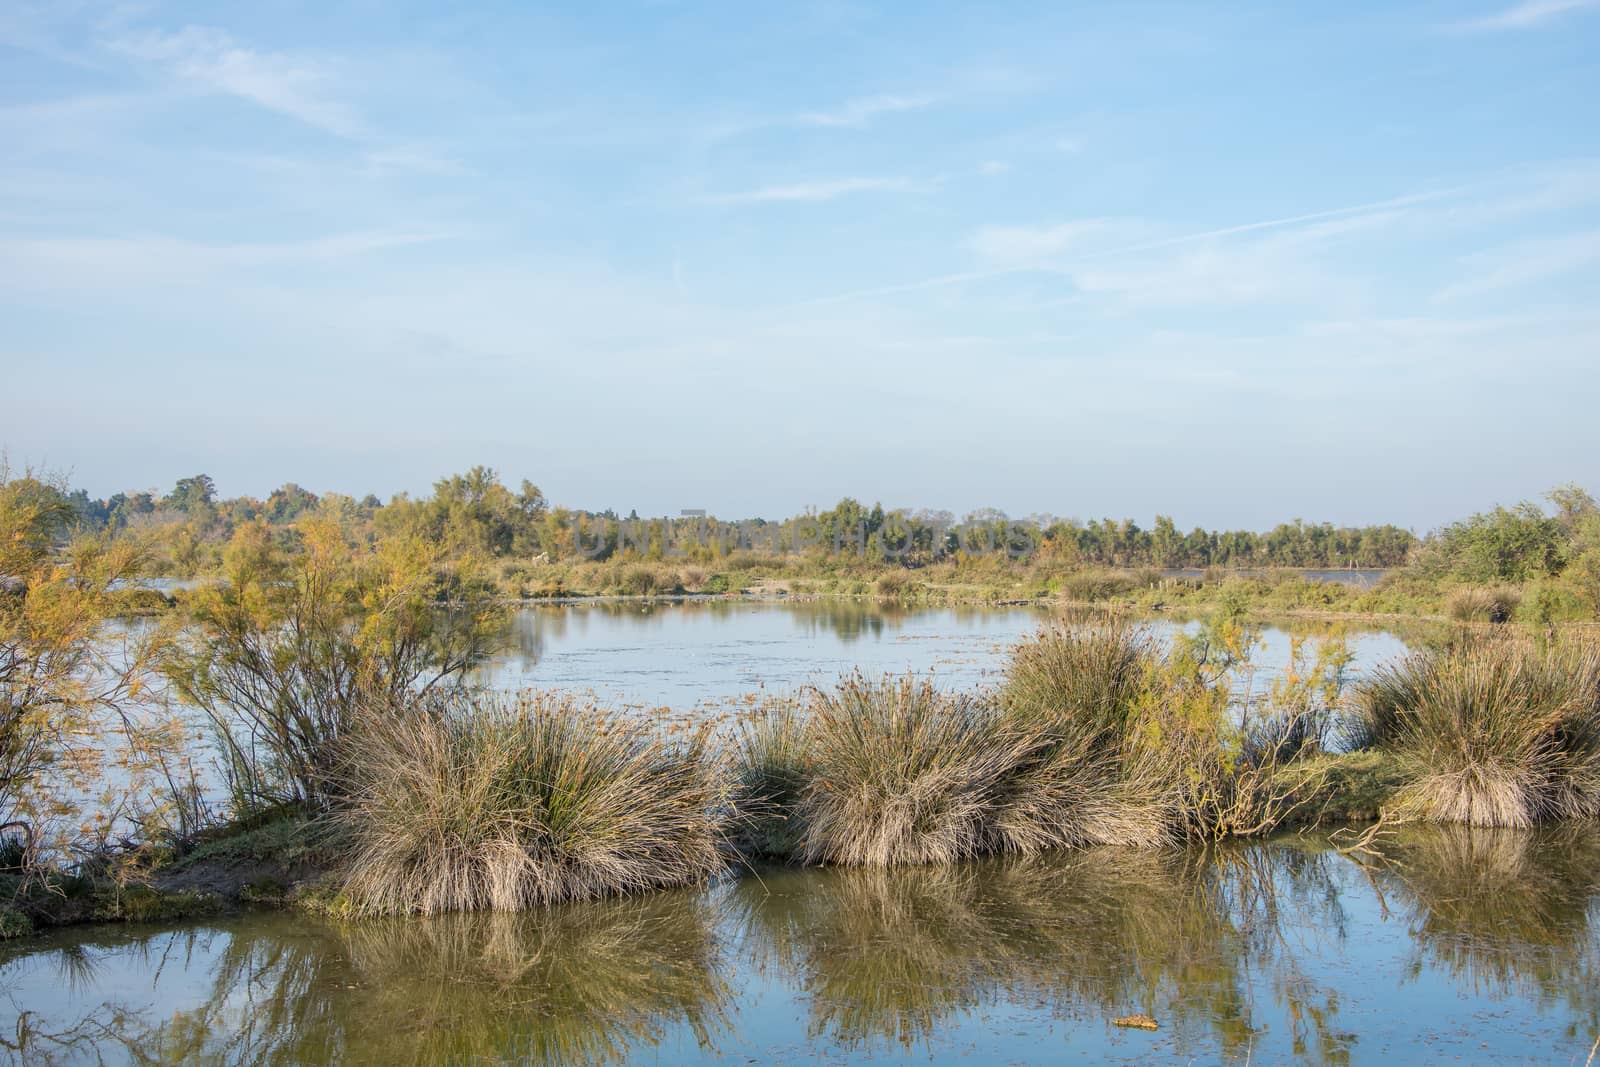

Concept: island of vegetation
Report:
left=3, top=463, right=1599, bottom=936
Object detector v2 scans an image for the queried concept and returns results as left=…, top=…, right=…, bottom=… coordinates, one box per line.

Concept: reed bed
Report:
left=333, top=693, right=726, bottom=915
left=1354, top=638, right=1600, bottom=827
left=320, top=627, right=1600, bottom=914
left=733, top=622, right=1257, bottom=867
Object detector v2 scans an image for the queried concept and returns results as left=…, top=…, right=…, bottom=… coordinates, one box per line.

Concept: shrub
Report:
left=873, top=570, right=920, bottom=600
left=1516, top=580, right=1588, bottom=625
left=1353, top=638, right=1600, bottom=826
left=617, top=563, right=676, bottom=596
left=162, top=520, right=502, bottom=812
left=334, top=693, right=726, bottom=914
left=700, top=573, right=736, bottom=595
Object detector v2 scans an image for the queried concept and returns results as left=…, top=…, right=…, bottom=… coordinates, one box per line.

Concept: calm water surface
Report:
left=4, top=828, right=1597, bottom=1065
left=474, top=599, right=1413, bottom=712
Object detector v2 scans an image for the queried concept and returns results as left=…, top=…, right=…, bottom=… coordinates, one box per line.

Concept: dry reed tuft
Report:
left=993, top=621, right=1180, bottom=850
left=333, top=692, right=727, bottom=915
left=794, top=675, right=1040, bottom=866
left=1447, top=586, right=1521, bottom=624
left=1354, top=638, right=1600, bottom=827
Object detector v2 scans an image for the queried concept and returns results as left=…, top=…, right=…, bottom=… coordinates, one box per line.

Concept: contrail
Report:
left=786, top=185, right=1467, bottom=309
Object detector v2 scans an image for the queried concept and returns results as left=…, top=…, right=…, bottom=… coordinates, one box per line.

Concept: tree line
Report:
left=45, top=465, right=1423, bottom=572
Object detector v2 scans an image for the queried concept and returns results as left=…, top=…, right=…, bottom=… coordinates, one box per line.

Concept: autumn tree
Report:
left=1, top=468, right=147, bottom=861
left=162, top=518, right=505, bottom=812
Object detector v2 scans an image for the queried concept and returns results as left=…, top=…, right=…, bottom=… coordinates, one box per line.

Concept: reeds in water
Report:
left=334, top=693, right=726, bottom=915
left=1354, top=638, right=1600, bottom=826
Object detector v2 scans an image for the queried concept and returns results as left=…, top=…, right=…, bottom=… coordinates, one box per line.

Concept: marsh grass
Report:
left=794, top=676, right=1041, bottom=866
left=732, top=620, right=1353, bottom=868
left=1355, top=638, right=1600, bottom=826
left=730, top=699, right=809, bottom=858
left=993, top=621, right=1181, bottom=849
left=1447, top=586, right=1522, bottom=623
left=334, top=693, right=726, bottom=915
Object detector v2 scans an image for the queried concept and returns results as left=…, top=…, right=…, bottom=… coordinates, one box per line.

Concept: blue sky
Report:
left=3, top=1, right=1598, bottom=529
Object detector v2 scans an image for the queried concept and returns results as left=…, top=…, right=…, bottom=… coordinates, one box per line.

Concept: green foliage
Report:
left=165, top=474, right=217, bottom=513
left=1418, top=502, right=1565, bottom=583
left=0, top=906, right=30, bottom=939
left=161, top=518, right=504, bottom=812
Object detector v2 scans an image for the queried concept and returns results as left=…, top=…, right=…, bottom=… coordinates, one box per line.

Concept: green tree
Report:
left=166, top=474, right=217, bottom=513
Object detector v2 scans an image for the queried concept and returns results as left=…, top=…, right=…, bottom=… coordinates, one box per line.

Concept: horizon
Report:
left=25, top=461, right=1588, bottom=538
left=5, top=1, right=1599, bottom=529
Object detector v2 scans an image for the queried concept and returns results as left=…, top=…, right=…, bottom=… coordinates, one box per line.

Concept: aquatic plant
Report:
left=333, top=692, right=726, bottom=914
left=730, top=699, right=810, bottom=858
left=1354, top=637, right=1600, bottom=826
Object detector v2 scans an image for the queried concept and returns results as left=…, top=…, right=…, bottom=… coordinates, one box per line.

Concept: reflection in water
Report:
left=0, top=891, right=727, bottom=1066
left=732, top=846, right=1355, bottom=1061
left=1364, top=825, right=1600, bottom=1031
left=4, top=831, right=1599, bottom=1065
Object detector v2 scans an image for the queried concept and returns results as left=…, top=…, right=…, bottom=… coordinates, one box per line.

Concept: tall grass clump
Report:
left=1353, top=638, right=1600, bottom=826
left=759, top=676, right=1042, bottom=867
left=993, top=620, right=1180, bottom=850
left=731, top=700, right=810, bottom=858
left=334, top=693, right=726, bottom=914
left=1447, top=586, right=1521, bottom=623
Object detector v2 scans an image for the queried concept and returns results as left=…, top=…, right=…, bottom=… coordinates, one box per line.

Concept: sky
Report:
left=2, top=1, right=1598, bottom=531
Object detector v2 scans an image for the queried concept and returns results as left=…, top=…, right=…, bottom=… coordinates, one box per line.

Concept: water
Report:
left=475, top=599, right=1414, bottom=713
left=4, top=827, right=1597, bottom=1065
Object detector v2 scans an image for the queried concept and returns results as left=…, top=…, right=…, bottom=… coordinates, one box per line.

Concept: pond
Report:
left=4, top=826, right=1597, bottom=1065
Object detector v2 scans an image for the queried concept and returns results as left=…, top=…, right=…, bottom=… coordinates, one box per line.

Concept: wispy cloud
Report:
left=1435, top=228, right=1600, bottom=300
left=717, top=176, right=920, bottom=203
left=0, top=229, right=450, bottom=283
left=798, top=93, right=937, bottom=128
left=107, top=26, right=360, bottom=136
left=971, top=219, right=1126, bottom=267
left=1452, top=0, right=1599, bottom=31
